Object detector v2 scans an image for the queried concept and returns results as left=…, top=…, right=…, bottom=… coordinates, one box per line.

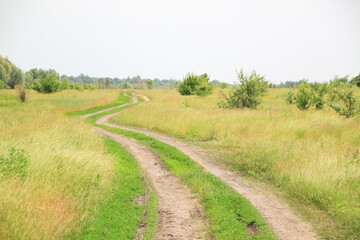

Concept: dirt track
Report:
left=93, top=94, right=319, bottom=240
left=97, top=128, right=207, bottom=239
left=83, top=94, right=208, bottom=239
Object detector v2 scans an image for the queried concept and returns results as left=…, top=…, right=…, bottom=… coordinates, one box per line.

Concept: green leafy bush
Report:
left=351, top=74, right=360, bottom=87
left=295, top=81, right=312, bottom=110
left=0, top=148, right=28, bottom=178
left=310, top=83, right=327, bottom=110
left=35, top=75, right=61, bottom=93
left=328, top=83, right=358, bottom=118
left=285, top=90, right=295, bottom=104
left=218, top=69, right=267, bottom=109
left=178, top=73, right=213, bottom=96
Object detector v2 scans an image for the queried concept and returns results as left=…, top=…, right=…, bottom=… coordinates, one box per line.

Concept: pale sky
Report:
left=0, top=0, right=359, bottom=83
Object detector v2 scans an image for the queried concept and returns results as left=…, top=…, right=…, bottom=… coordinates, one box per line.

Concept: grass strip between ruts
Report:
left=98, top=124, right=278, bottom=240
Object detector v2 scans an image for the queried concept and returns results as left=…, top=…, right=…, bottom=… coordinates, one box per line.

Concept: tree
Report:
left=8, top=65, right=24, bottom=89
left=218, top=69, right=267, bottom=109
left=0, top=64, right=7, bottom=84
left=37, top=75, right=61, bottom=93
left=295, top=81, right=312, bottom=110
left=351, top=74, right=360, bottom=87
left=310, top=83, right=327, bottom=110
left=178, top=73, right=213, bottom=96
left=146, top=79, right=154, bottom=89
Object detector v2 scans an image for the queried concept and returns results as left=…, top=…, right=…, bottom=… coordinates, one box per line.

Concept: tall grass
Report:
left=110, top=88, right=360, bottom=239
left=0, top=89, right=123, bottom=239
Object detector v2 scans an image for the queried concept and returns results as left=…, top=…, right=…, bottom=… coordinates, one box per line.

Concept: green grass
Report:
left=98, top=125, right=277, bottom=240
left=75, top=138, right=157, bottom=240
left=68, top=94, right=158, bottom=239
left=66, top=92, right=134, bottom=117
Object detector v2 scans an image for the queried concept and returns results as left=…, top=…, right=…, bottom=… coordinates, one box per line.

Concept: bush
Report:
left=36, top=75, right=61, bottom=93
left=16, top=85, right=26, bottom=102
left=285, top=90, right=295, bottom=104
left=218, top=69, right=267, bottom=109
left=328, top=83, right=358, bottom=118
left=295, top=81, right=312, bottom=110
left=178, top=73, right=213, bottom=96
left=310, top=83, right=327, bottom=110
left=351, top=74, right=360, bottom=87
left=0, top=80, right=4, bottom=89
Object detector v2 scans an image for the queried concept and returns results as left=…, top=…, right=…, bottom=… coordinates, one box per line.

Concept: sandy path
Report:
left=96, top=120, right=319, bottom=240
left=81, top=93, right=208, bottom=239
left=79, top=93, right=138, bottom=119
left=97, top=128, right=208, bottom=240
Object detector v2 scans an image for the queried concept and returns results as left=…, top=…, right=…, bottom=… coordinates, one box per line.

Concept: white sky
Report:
left=0, top=0, right=359, bottom=83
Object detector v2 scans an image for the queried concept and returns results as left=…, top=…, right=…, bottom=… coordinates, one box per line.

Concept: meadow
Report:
left=0, top=89, right=130, bottom=239
left=110, top=88, right=360, bottom=239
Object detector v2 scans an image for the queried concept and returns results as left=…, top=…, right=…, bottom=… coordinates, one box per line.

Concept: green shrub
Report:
left=295, top=81, right=312, bottom=110
left=328, top=84, right=358, bottom=118
left=218, top=69, right=267, bottom=109
left=0, top=80, right=4, bottom=89
left=36, top=75, right=61, bottom=93
left=178, top=73, right=213, bottom=96
left=285, top=90, right=295, bottom=104
left=351, top=74, right=360, bottom=87
left=0, top=148, right=28, bottom=179
left=310, top=83, right=327, bottom=110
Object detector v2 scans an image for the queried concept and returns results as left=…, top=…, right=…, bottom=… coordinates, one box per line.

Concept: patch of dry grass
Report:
left=0, top=89, right=121, bottom=239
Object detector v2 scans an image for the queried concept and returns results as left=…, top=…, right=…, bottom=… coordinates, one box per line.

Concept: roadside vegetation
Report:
left=75, top=138, right=158, bottom=240
left=110, top=87, right=360, bottom=239
left=0, top=89, right=139, bottom=239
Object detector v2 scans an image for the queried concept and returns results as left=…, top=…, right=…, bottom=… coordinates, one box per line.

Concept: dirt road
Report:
left=93, top=94, right=319, bottom=240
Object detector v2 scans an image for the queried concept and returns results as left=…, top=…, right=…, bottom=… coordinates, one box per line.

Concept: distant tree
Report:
left=178, top=73, right=213, bottom=96
left=0, top=80, right=4, bottom=89
left=218, top=69, right=267, bottom=109
left=37, top=76, right=61, bottom=93
left=0, top=64, right=7, bottom=83
left=61, top=78, right=70, bottom=90
left=146, top=79, right=154, bottom=89
left=8, top=65, right=24, bottom=89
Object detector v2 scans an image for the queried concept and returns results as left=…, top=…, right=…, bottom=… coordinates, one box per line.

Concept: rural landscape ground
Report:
left=1, top=85, right=359, bottom=240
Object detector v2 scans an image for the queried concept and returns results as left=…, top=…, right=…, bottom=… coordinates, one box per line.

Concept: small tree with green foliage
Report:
left=351, top=74, right=360, bottom=87
left=218, top=69, right=267, bottom=109
left=328, top=82, right=358, bottom=118
left=178, top=73, right=213, bottom=96
left=285, top=90, right=295, bottom=104
left=36, top=75, right=61, bottom=93
left=295, top=81, right=312, bottom=110
left=146, top=79, right=154, bottom=89
left=310, top=83, right=327, bottom=110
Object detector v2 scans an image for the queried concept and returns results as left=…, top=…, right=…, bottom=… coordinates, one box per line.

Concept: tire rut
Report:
left=96, top=128, right=208, bottom=240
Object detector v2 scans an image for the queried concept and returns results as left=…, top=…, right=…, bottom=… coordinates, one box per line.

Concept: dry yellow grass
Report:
left=111, top=88, right=360, bottom=239
left=0, top=89, right=122, bottom=239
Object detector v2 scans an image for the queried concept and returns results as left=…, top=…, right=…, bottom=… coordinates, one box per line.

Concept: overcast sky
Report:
left=0, top=0, right=359, bottom=83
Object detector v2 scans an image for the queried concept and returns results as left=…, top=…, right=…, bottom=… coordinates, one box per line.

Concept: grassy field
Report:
left=0, top=89, right=146, bottom=239
left=110, top=88, right=360, bottom=239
